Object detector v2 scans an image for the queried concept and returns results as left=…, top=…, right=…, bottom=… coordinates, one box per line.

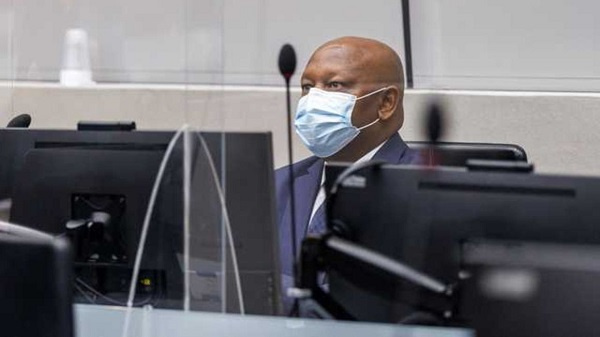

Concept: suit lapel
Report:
left=279, top=157, right=323, bottom=275
left=291, top=159, right=324, bottom=238
left=372, top=133, right=408, bottom=164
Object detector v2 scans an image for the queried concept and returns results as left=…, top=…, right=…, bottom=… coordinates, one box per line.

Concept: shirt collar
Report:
left=355, top=141, right=386, bottom=165
left=320, top=141, right=386, bottom=185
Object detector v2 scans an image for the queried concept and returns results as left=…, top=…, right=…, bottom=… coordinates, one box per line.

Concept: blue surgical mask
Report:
left=294, top=87, right=389, bottom=158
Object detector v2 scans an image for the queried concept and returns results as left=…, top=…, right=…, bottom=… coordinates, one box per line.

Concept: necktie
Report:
left=307, top=201, right=329, bottom=288
left=308, top=202, right=326, bottom=235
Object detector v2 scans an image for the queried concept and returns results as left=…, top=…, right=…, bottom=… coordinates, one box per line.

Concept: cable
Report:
left=0, top=220, right=54, bottom=240
left=194, top=131, right=245, bottom=315
left=326, top=237, right=448, bottom=294
left=74, top=282, right=97, bottom=304
left=76, top=277, right=153, bottom=306
left=121, top=125, right=185, bottom=337
left=183, top=128, right=192, bottom=311
left=122, top=126, right=246, bottom=337
left=78, top=197, right=105, bottom=211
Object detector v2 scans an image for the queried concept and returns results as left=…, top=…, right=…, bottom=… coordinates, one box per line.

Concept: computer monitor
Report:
left=324, top=163, right=600, bottom=336
left=6, top=129, right=280, bottom=315
left=0, top=233, right=73, bottom=337
left=0, top=129, right=172, bottom=200
left=405, top=141, right=528, bottom=167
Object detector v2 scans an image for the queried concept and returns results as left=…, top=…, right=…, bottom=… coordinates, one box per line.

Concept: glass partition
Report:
left=2, top=1, right=599, bottom=336
left=410, top=0, right=600, bottom=91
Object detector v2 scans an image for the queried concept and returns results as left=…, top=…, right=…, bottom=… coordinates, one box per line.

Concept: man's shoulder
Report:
left=274, top=156, right=322, bottom=212
left=400, top=146, right=424, bottom=165
left=275, top=156, right=321, bottom=180
left=375, top=133, right=424, bottom=165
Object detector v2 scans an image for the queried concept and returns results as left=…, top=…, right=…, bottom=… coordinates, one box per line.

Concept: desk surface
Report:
left=75, top=304, right=473, bottom=337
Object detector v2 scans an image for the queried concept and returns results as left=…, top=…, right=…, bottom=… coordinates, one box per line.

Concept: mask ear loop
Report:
left=354, top=86, right=392, bottom=130
left=355, top=86, right=392, bottom=101
left=357, top=118, right=380, bottom=131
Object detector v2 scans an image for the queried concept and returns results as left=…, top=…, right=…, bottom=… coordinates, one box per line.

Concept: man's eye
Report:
left=327, top=82, right=342, bottom=89
left=301, top=84, right=313, bottom=93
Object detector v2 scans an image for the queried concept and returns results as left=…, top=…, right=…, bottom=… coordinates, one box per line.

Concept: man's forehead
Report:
left=312, top=43, right=366, bottom=65
left=303, top=44, right=368, bottom=77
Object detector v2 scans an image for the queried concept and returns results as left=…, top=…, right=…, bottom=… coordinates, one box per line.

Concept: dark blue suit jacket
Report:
left=274, top=133, right=421, bottom=305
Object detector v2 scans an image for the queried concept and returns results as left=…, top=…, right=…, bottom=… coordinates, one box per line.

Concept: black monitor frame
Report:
left=405, top=141, right=528, bottom=167
left=0, top=129, right=172, bottom=200
left=316, top=163, right=600, bottom=333
left=0, top=233, right=73, bottom=337
left=4, top=128, right=281, bottom=315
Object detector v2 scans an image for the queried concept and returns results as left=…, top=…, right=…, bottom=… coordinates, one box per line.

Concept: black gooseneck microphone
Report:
left=426, top=101, right=444, bottom=143
left=278, top=43, right=299, bottom=310
left=424, top=100, right=445, bottom=165
left=6, top=114, right=31, bottom=128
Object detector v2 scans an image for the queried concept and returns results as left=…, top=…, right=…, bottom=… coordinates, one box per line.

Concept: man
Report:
left=275, top=36, right=421, bottom=309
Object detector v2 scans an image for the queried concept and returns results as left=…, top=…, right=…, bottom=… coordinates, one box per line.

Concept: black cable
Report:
left=279, top=43, right=299, bottom=317
left=285, top=76, right=301, bottom=317
left=285, top=77, right=298, bottom=269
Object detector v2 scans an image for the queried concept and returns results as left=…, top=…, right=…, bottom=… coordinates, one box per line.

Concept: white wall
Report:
left=411, top=0, right=600, bottom=91
left=3, top=1, right=600, bottom=91
left=401, top=90, right=600, bottom=175
left=0, top=0, right=406, bottom=85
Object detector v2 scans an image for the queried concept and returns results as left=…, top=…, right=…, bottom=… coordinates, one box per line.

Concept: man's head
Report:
left=298, top=36, right=405, bottom=162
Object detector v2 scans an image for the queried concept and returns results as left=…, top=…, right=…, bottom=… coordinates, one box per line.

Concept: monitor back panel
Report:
left=5, top=129, right=280, bottom=315
left=325, top=164, right=600, bottom=326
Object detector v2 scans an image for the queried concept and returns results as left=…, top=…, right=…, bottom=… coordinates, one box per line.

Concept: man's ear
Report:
left=377, top=86, right=401, bottom=121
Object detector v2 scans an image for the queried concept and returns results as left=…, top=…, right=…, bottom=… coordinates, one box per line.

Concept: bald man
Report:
left=275, top=37, right=421, bottom=310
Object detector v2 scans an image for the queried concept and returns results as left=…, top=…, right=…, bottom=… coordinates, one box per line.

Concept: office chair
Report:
left=406, top=141, right=528, bottom=167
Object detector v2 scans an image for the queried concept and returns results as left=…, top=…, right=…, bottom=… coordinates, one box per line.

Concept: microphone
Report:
left=278, top=43, right=299, bottom=314
left=278, top=44, right=297, bottom=81
left=423, top=100, right=445, bottom=166
left=6, top=114, right=31, bottom=128
left=427, top=102, right=444, bottom=141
